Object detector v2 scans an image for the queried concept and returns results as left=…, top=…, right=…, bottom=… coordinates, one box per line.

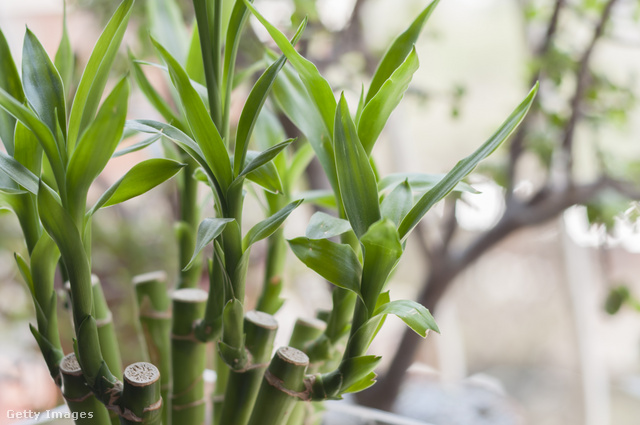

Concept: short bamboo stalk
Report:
left=133, top=271, right=172, bottom=424
left=218, top=311, right=278, bottom=425
left=65, top=276, right=122, bottom=424
left=286, top=318, right=327, bottom=425
left=60, top=353, right=112, bottom=425
left=119, top=362, right=163, bottom=425
left=247, top=347, right=310, bottom=425
left=171, top=288, right=208, bottom=425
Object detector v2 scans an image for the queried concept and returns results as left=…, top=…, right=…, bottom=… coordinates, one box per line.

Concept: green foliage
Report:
left=0, top=0, right=545, bottom=422
left=334, top=94, right=381, bottom=238
left=398, top=83, right=538, bottom=239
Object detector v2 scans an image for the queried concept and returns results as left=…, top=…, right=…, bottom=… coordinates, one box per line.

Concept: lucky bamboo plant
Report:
left=0, top=1, right=181, bottom=424
left=0, top=0, right=538, bottom=424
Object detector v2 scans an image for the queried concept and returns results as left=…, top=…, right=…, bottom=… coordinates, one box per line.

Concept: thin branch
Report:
left=561, top=0, right=619, bottom=168
left=506, top=0, right=566, bottom=200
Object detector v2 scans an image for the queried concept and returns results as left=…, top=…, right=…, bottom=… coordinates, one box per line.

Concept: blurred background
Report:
left=0, top=0, right=639, bottom=424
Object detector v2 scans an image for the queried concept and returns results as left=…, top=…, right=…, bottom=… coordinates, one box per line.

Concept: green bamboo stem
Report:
left=305, top=228, right=359, bottom=369
left=171, top=288, right=208, bottom=425
left=177, top=159, right=202, bottom=289
left=255, top=226, right=287, bottom=314
left=212, top=352, right=229, bottom=425
left=247, top=347, right=310, bottom=425
left=218, top=311, right=278, bottom=425
left=133, top=271, right=172, bottom=425
left=60, top=353, right=112, bottom=425
left=195, top=259, right=224, bottom=343
left=119, top=362, right=163, bottom=425
left=92, top=275, right=123, bottom=378
left=288, top=318, right=326, bottom=355
left=192, top=0, right=222, bottom=129
left=286, top=318, right=327, bottom=425
left=305, top=289, right=355, bottom=369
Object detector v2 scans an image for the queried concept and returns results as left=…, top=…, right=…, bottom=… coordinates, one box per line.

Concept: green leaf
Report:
left=398, top=83, right=539, bottom=239
left=67, top=0, right=134, bottom=150
left=245, top=0, right=336, bottom=134
left=14, top=252, right=34, bottom=295
left=151, top=37, right=233, bottom=191
left=360, top=219, right=403, bottom=311
left=242, top=150, right=284, bottom=194
left=0, top=28, right=24, bottom=155
left=30, top=232, right=60, bottom=303
left=66, top=78, right=129, bottom=217
left=130, top=52, right=182, bottom=126
left=286, top=142, right=314, bottom=187
left=112, top=134, right=162, bottom=158
left=288, top=237, right=361, bottom=295
left=22, top=28, right=66, bottom=140
left=341, top=372, right=377, bottom=394
left=0, top=151, right=40, bottom=194
left=222, top=0, right=252, bottom=104
left=355, top=83, right=365, bottom=124
left=366, top=0, right=439, bottom=103
left=147, top=0, right=189, bottom=64
left=358, top=48, right=419, bottom=155
left=374, top=300, right=439, bottom=337
left=54, top=2, right=74, bottom=93
left=186, top=23, right=205, bottom=85
left=0, top=88, right=64, bottom=187
left=293, top=190, right=337, bottom=210
left=238, top=139, right=294, bottom=178
left=243, top=199, right=303, bottom=250
left=221, top=299, right=245, bottom=350
left=88, top=158, right=186, bottom=215
left=339, top=355, right=381, bottom=393
left=133, top=60, right=210, bottom=108
left=233, top=19, right=306, bottom=176
left=306, top=211, right=352, bottom=239
left=378, top=172, right=477, bottom=193
left=334, top=94, right=380, bottom=238
left=127, top=120, right=209, bottom=173
left=254, top=103, right=285, bottom=151
left=381, top=180, right=412, bottom=226
left=13, top=122, right=42, bottom=175
left=184, top=218, right=235, bottom=271
left=235, top=54, right=288, bottom=175
left=272, top=60, right=338, bottom=193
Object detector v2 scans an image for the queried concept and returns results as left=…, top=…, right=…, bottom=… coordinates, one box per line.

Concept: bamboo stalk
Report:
left=211, top=350, right=228, bottom=425
left=288, top=318, right=326, bottom=355
left=119, top=362, right=163, bottom=425
left=171, top=288, right=208, bottom=425
left=92, top=275, right=123, bottom=378
left=133, top=271, right=172, bottom=425
left=60, top=353, right=112, bottom=425
left=218, top=311, right=278, bottom=425
left=286, top=318, right=327, bottom=425
left=64, top=276, right=122, bottom=424
left=255, top=228, right=287, bottom=314
left=176, top=159, right=201, bottom=289
left=247, top=347, right=310, bottom=425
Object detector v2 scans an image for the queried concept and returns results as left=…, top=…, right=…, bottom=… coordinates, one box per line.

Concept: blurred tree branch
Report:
left=357, top=0, right=640, bottom=410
